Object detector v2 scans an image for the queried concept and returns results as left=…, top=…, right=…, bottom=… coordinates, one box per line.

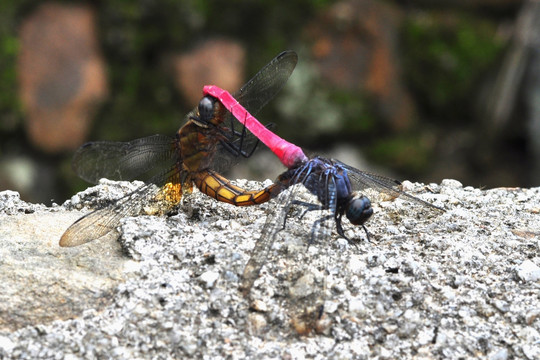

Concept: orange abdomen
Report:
left=193, top=170, right=280, bottom=206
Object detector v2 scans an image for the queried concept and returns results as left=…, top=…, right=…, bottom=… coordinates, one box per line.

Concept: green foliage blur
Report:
left=402, top=11, right=504, bottom=122
left=92, top=0, right=327, bottom=141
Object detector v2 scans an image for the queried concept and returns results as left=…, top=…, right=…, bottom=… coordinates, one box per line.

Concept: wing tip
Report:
left=59, top=232, right=81, bottom=247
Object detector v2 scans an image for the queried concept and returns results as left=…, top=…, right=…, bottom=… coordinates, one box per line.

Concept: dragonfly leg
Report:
left=309, top=214, right=333, bottom=245
left=231, top=114, right=255, bottom=158
left=280, top=201, right=295, bottom=230
left=362, top=225, right=371, bottom=242
left=280, top=199, right=329, bottom=243
left=218, top=137, right=258, bottom=159
left=275, top=200, right=322, bottom=248
left=235, top=123, right=276, bottom=158
left=241, top=136, right=259, bottom=158
left=334, top=212, right=353, bottom=243
left=335, top=212, right=371, bottom=244
left=222, top=119, right=275, bottom=158
left=291, top=200, right=323, bottom=220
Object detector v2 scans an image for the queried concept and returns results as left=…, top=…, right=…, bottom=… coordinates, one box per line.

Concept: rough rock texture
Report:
left=0, top=179, right=539, bottom=359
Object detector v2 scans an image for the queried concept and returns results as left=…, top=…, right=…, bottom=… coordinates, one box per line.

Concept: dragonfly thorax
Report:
left=345, top=195, right=373, bottom=226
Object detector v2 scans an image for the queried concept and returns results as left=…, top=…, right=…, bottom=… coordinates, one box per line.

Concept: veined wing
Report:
left=60, top=166, right=185, bottom=247
left=242, top=160, right=338, bottom=294
left=241, top=163, right=320, bottom=295
left=72, top=134, right=176, bottom=184
left=233, top=50, right=297, bottom=117
left=242, top=181, right=330, bottom=335
left=210, top=51, right=298, bottom=170
left=241, top=184, right=290, bottom=295
left=334, top=159, right=444, bottom=211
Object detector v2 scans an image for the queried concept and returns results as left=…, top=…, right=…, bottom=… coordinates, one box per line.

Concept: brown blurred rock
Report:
left=18, top=3, right=108, bottom=153
left=413, top=0, right=522, bottom=8
left=172, top=40, right=246, bottom=106
left=305, top=0, right=415, bottom=131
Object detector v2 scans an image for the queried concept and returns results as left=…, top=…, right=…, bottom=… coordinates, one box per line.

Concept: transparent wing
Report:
left=211, top=51, right=298, bottom=173
left=233, top=50, right=298, bottom=116
left=241, top=183, right=291, bottom=295
left=242, top=182, right=330, bottom=335
left=311, top=175, right=339, bottom=243
left=334, top=159, right=444, bottom=211
left=72, top=135, right=176, bottom=184
left=60, top=166, right=185, bottom=247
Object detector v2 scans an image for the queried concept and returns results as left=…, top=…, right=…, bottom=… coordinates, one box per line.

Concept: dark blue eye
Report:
left=198, top=96, right=215, bottom=123
left=346, top=195, right=373, bottom=225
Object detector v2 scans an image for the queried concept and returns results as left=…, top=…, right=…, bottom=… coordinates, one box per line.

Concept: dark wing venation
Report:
left=233, top=50, right=298, bottom=117
left=60, top=182, right=159, bottom=247
left=308, top=176, right=338, bottom=245
left=208, top=52, right=297, bottom=175
left=72, top=134, right=176, bottom=184
left=335, top=159, right=444, bottom=211
left=60, top=165, right=182, bottom=247
left=216, top=51, right=298, bottom=163
left=242, top=165, right=340, bottom=296
left=292, top=160, right=341, bottom=243
left=241, top=182, right=294, bottom=296
left=242, top=179, right=331, bottom=332
left=209, top=123, right=277, bottom=174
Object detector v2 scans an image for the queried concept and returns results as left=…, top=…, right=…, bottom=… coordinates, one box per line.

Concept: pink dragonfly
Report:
left=203, top=84, right=443, bottom=239
left=204, top=82, right=444, bottom=332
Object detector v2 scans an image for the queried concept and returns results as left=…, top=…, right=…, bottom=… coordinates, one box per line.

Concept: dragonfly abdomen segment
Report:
left=194, top=170, right=280, bottom=206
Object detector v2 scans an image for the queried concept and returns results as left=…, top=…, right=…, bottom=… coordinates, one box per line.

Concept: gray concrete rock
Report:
left=0, top=179, right=538, bottom=359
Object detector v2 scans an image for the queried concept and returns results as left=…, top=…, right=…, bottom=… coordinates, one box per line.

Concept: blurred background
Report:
left=1, top=0, right=539, bottom=205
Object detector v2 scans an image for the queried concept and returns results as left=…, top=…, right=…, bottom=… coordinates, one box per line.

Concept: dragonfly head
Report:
left=192, top=96, right=217, bottom=128
left=345, top=195, right=373, bottom=226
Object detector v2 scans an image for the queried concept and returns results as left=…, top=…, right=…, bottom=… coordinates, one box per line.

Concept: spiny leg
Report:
left=282, top=199, right=333, bottom=245
left=218, top=138, right=253, bottom=158
left=230, top=112, right=253, bottom=157
left=335, top=212, right=370, bottom=244
left=234, top=122, right=276, bottom=158
left=291, top=200, right=324, bottom=220
left=219, top=121, right=275, bottom=158
left=281, top=199, right=324, bottom=231
left=308, top=214, right=333, bottom=245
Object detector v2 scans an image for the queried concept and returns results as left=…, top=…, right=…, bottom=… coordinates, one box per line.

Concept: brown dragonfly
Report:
left=60, top=51, right=298, bottom=247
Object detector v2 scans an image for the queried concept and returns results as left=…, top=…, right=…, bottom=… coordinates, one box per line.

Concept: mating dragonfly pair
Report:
left=60, top=51, right=443, bottom=325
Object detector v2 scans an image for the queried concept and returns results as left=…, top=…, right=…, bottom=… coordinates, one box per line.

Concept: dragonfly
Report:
left=204, top=83, right=445, bottom=333
left=204, top=83, right=444, bottom=241
left=59, top=51, right=298, bottom=247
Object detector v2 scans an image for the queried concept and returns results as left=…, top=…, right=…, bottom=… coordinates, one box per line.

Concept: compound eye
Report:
left=198, top=96, right=215, bottom=123
left=346, top=195, right=373, bottom=226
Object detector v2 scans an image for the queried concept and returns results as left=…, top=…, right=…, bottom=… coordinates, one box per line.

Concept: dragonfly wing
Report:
left=72, top=134, right=176, bottom=184
left=210, top=51, right=298, bottom=173
left=233, top=50, right=298, bottom=116
left=60, top=166, right=185, bottom=247
left=61, top=182, right=159, bottom=247
left=300, top=172, right=339, bottom=244
left=209, top=123, right=278, bottom=175
left=241, top=185, right=290, bottom=295
left=315, top=176, right=339, bottom=242
left=242, top=181, right=331, bottom=335
left=335, top=159, right=444, bottom=211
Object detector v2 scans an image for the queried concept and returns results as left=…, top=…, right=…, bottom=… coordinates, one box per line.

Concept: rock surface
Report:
left=0, top=179, right=539, bottom=359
